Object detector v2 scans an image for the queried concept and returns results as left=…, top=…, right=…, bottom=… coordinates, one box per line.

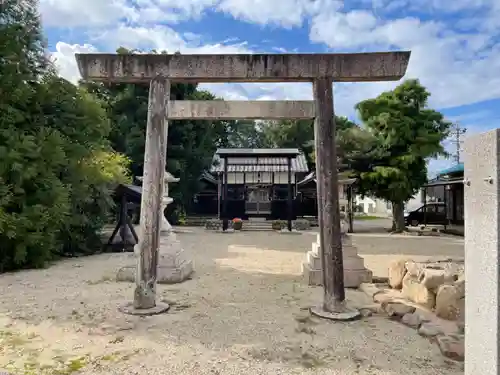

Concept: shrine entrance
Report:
left=75, top=51, right=410, bottom=319
left=245, top=185, right=271, bottom=215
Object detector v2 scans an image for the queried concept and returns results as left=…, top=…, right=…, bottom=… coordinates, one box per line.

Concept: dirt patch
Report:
left=0, top=230, right=463, bottom=374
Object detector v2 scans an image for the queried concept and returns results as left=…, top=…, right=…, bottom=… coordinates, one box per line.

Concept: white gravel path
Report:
left=0, top=229, right=463, bottom=374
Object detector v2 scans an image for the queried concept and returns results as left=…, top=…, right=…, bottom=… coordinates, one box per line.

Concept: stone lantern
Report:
left=137, top=171, right=179, bottom=235
left=116, top=170, right=194, bottom=284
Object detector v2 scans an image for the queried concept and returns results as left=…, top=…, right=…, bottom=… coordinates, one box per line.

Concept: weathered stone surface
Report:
left=388, top=259, right=407, bottom=289
left=166, top=100, right=316, bottom=120
left=453, top=278, right=465, bottom=295
left=402, top=273, right=436, bottom=309
left=116, top=260, right=194, bottom=284
left=436, top=334, right=465, bottom=362
left=401, top=312, right=428, bottom=329
left=373, top=289, right=403, bottom=304
left=405, top=261, right=424, bottom=278
left=359, top=283, right=383, bottom=299
left=344, top=268, right=373, bottom=288
left=382, top=302, right=416, bottom=318
left=303, top=232, right=372, bottom=288
left=76, top=52, right=411, bottom=83
left=302, top=262, right=372, bottom=288
left=435, top=283, right=465, bottom=320
left=306, top=251, right=322, bottom=269
left=359, top=304, right=382, bottom=315
left=360, top=308, right=373, bottom=317
left=117, top=233, right=194, bottom=285
left=418, top=321, right=444, bottom=337
left=419, top=268, right=455, bottom=291
left=301, top=262, right=322, bottom=286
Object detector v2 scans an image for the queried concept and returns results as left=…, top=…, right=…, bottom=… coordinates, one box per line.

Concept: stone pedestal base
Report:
left=302, top=232, right=372, bottom=288
left=116, top=233, right=194, bottom=284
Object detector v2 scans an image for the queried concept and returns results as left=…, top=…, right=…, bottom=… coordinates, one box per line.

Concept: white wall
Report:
left=354, top=195, right=392, bottom=216
left=225, top=172, right=296, bottom=184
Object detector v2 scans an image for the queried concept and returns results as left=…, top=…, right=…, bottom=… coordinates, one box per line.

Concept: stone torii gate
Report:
left=76, top=52, right=410, bottom=317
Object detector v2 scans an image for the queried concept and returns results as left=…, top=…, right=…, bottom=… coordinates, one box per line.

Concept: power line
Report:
left=448, top=123, right=467, bottom=164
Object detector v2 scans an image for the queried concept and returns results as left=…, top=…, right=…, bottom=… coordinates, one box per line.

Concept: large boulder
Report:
left=402, top=273, right=436, bottom=309
left=436, top=334, right=465, bottom=362
left=435, top=280, right=465, bottom=320
left=419, top=268, right=455, bottom=292
left=388, top=259, right=408, bottom=289
left=405, top=261, right=424, bottom=278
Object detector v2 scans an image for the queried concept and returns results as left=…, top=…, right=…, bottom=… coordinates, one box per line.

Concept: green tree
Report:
left=38, top=75, right=131, bottom=255
left=355, top=79, right=450, bottom=232
left=0, top=0, right=69, bottom=270
left=263, top=116, right=361, bottom=171
left=0, top=0, right=129, bottom=270
left=83, top=48, right=233, bottom=217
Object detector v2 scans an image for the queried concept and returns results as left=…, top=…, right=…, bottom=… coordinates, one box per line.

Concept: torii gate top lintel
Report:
left=75, top=51, right=411, bottom=84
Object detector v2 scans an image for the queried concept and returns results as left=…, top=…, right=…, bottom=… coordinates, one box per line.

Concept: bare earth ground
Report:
left=0, top=229, right=464, bottom=375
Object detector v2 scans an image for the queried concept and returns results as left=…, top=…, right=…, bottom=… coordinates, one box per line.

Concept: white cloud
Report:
left=309, top=6, right=500, bottom=109
left=39, top=0, right=137, bottom=27
left=42, top=0, right=500, bottom=119
left=217, top=0, right=309, bottom=28
left=51, top=43, right=98, bottom=83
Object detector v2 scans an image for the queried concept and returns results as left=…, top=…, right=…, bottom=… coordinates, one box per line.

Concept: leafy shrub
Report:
left=272, top=220, right=286, bottom=230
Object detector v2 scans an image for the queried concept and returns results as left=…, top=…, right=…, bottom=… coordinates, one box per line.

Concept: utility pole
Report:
left=449, top=123, right=467, bottom=164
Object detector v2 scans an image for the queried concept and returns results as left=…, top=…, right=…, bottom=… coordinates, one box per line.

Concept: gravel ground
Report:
left=0, top=229, right=464, bottom=374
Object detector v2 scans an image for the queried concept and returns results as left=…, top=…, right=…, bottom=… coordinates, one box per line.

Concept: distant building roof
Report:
left=438, top=163, right=464, bottom=176
left=216, top=148, right=301, bottom=157
left=210, top=148, right=308, bottom=173
left=199, top=171, right=218, bottom=184
left=297, top=171, right=356, bottom=186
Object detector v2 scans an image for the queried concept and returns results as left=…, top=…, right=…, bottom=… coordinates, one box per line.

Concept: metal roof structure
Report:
left=215, top=148, right=301, bottom=157
left=437, top=163, right=464, bottom=176
left=297, top=172, right=356, bottom=186
left=199, top=171, right=218, bottom=184
left=423, top=177, right=463, bottom=187
left=210, top=148, right=309, bottom=173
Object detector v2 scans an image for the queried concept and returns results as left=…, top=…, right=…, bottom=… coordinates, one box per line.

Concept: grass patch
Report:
left=354, top=215, right=383, bottom=221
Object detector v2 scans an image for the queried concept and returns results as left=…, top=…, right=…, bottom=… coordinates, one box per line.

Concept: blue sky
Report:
left=40, top=0, right=500, bottom=175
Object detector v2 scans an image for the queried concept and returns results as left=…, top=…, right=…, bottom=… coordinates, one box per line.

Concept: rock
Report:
left=435, top=284, right=465, bottom=320
left=373, top=289, right=403, bottom=304
left=436, top=334, right=465, bottom=362
left=418, top=322, right=444, bottom=337
left=419, top=268, right=455, bottom=291
left=453, top=279, right=465, bottom=295
left=401, top=312, right=428, bottom=329
left=359, top=283, right=383, bottom=299
left=373, top=292, right=392, bottom=304
left=405, top=261, right=424, bottom=278
left=359, top=309, right=373, bottom=317
left=359, top=304, right=382, bottom=316
left=402, top=272, right=417, bottom=286
left=388, top=259, right=408, bottom=289
left=382, top=302, right=415, bottom=318
left=402, top=274, right=436, bottom=309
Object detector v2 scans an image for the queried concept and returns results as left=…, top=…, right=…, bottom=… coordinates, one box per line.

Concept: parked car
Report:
left=404, top=202, right=448, bottom=227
